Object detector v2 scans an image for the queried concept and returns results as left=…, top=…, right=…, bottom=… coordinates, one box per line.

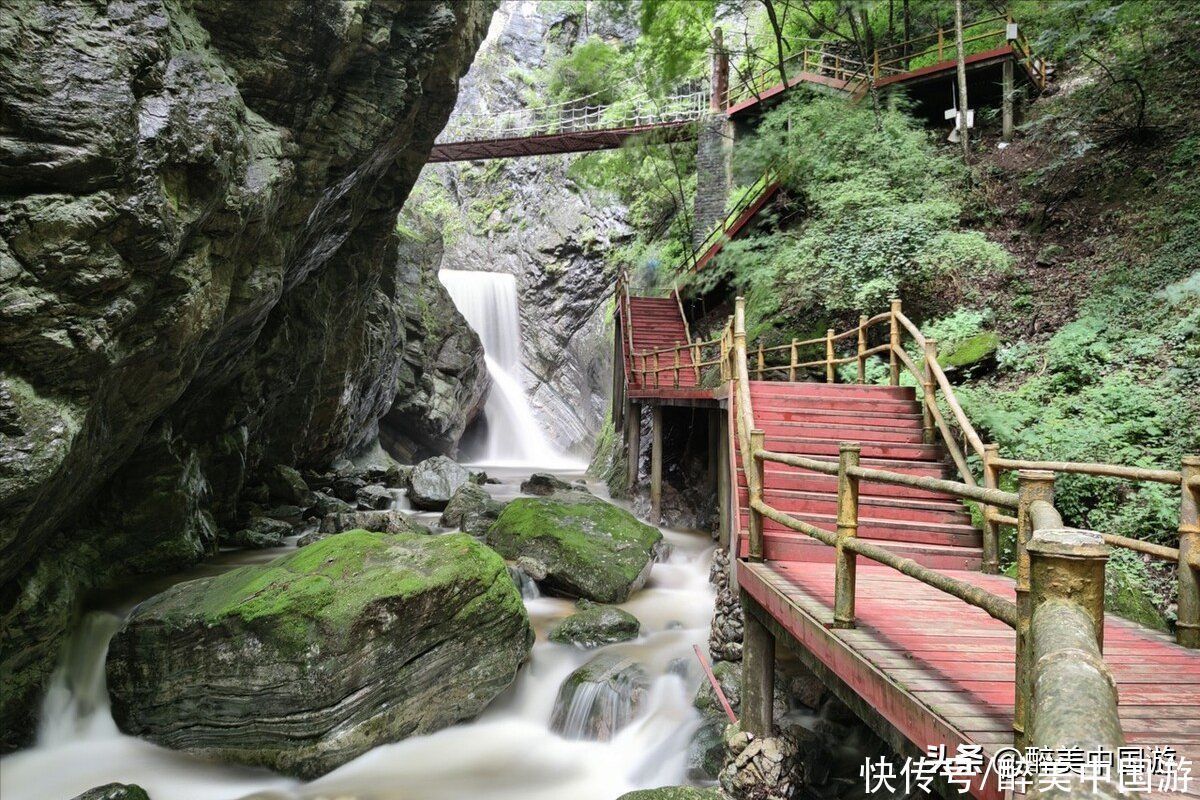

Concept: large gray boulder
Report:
left=549, top=604, right=640, bottom=648
left=70, top=785, right=150, bottom=800
left=549, top=653, right=649, bottom=741
left=486, top=490, right=662, bottom=603
left=440, top=482, right=505, bottom=537
left=106, top=531, right=531, bottom=778
left=407, top=456, right=471, bottom=511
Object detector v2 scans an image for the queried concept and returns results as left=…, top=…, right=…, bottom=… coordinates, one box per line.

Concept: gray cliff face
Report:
left=415, top=2, right=634, bottom=455
left=0, top=0, right=495, bottom=745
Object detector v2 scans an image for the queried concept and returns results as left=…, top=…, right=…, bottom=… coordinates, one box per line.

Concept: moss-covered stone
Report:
left=486, top=490, right=662, bottom=603
left=549, top=604, right=640, bottom=647
left=70, top=784, right=151, bottom=800
left=939, top=331, right=999, bottom=369
left=440, top=482, right=505, bottom=537
left=106, top=530, right=531, bottom=779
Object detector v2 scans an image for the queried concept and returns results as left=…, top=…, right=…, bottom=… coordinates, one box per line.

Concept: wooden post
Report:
left=937, top=28, right=944, bottom=61
left=693, top=336, right=702, bottom=383
left=650, top=405, right=663, bottom=524
left=756, top=341, right=765, bottom=380
left=825, top=328, right=836, bottom=383
left=1178, top=456, right=1200, bottom=648
left=653, top=353, right=660, bottom=389
left=789, top=338, right=798, bottom=382
left=626, top=401, right=640, bottom=491
left=981, top=443, right=1001, bottom=574
left=1001, top=57, right=1015, bottom=142
left=710, top=26, right=728, bottom=112
left=748, top=429, right=766, bottom=562
left=833, top=443, right=861, bottom=628
left=740, top=593, right=775, bottom=738
left=888, top=297, right=901, bottom=386
left=954, top=0, right=970, bottom=161
left=1014, top=469, right=1056, bottom=747
left=856, top=315, right=868, bottom=384
left=921, top=338, right=937, bottom=445
left=673, top=348, right=681, bottom=389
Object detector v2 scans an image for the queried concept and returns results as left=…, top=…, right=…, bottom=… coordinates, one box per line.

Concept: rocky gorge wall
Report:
left=408, top=1, right=634, bottom=456
left=0, top=0, right=495, bottom=746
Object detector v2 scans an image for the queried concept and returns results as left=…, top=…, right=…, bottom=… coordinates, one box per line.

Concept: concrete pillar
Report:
left=626, top=401, right=640, bottom=491
left=1002, top=57, right=1015, bottom=142
left=650, top=405, right=663, bottom=524
left=693, top=115, right=733, bottom=249
left=740, top=592, right=775, bottom=738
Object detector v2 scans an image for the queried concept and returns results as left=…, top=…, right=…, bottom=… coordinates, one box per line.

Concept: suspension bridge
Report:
left=430, top=14, right=1049, bottom=163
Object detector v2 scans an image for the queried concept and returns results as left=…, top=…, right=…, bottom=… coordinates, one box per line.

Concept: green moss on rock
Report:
left=486, top=491, right=662, bottom=603
left=549, top=604, right=640, bottom=647
left=939, top=332, right=999, bottom=369
left=616, top=789, right=724, bottom=800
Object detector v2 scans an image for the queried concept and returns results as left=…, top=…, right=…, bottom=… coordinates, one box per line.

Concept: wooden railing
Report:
left=724, top=12, right=1048, bottom=110
left=727, top=298, right=1139, bottom=790
left=683, top=170, right=780, bottom=275
left=733, top=296, right=1199, bottom=649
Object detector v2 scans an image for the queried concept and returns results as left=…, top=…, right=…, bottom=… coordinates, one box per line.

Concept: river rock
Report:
left=309, top=491, right=354, bottom=517
left=407, top=456, right=471, bottom=511
left=356, top=484, right=394, bottom=510
left=440, top=483, right=505, bottom=537
left=106, top=530, right=532, bottom=779
left=223, top=517, right=292, bottom=550
left=549, top=605, right=640, bottom=648
left=549, top=653, right=649, bottom=741
left=486, top=491, right=662, bottom=603
left=71, top=785, right=151, bottom=800
left=299, top=510, right=429, bottom=546
left=520, top=472, right=581, bottom=496
left=265, top=465, right=310, bottom=505
left=690, top=659, right=741, bottom=780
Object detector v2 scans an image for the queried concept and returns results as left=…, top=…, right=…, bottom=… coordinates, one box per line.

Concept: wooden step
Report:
left=748, top=382, right=916, bottom=401
left=737, top=533, right=982, bottom=571
left=735, top=453, right=948, bottom=478
left=737, top=510, right=980, bottom=547
left=744, top=395, right=921, bottom=414
left=751, top=406, right=924, bottom=423
left=739, top=488, right=971, bottom=525
left=750, top=420, right=926, bottom=443
left=734, top=468, right=958, bottom=502
left=753, top=435, right=946, bottom=462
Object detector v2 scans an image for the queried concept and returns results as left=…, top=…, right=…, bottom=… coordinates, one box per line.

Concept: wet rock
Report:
left=70, top=784, right=151, bottom=800
left=332, top=474, right=368, bottom=503
left=549, top=653, right=649, bottom=741
left=223, top=517, right=292, bottom=550
left=407, top=456, right=471, bottom=511
left=520, top=472, right=581, bottom=496
left=689, top=658, right=742, bottom=780
left=718, top=722, right=803, bottom=800
left=708, top=548, right=744, bottom=663
left=356, top=484, right=394, bottom=510
left=265, top=465, right=309, bottom=506
left=106, top=531, right=532, bottom=779
left=262, top=505, right=305, bottom=525
left=486, top=491, right=662, bottom=603
left=440, top=482, right=505, bottom=537
left=301, top=510, right=429, bottom=546
left=309, top=491, right=354, bottom=517
left=549, top=605, right=640, bottom=648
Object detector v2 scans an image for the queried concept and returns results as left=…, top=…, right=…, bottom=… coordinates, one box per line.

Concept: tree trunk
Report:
left=761, top=0, right=789, bottom=88
left=903, top=0, right=911, bottom=66
left=954, top=0, right=970, bottom=163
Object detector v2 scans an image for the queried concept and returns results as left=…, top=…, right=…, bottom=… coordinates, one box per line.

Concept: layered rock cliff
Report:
left=0, top=0, right=495, bottom=746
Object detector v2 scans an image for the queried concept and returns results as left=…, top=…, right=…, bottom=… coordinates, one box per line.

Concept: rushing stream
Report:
left=0, top=467, right=716, bottom=800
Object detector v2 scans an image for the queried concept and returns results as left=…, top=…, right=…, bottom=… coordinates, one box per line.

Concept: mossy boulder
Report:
left=440, top=482, right=505, bottom=537
left=939, top=332, right=999, bottom=371
left=549, top=604, right=640, bottom=648
left=549, top=653, right=649, bottom=740
left=520, top=472, right=582, bottom=496
left=486, top=491, right=662, bottom=603
left=106, top=530, right=532, bottom=779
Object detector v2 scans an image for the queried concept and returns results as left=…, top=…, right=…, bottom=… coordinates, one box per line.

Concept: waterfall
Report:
left=438, top=270, right=580, bottom=468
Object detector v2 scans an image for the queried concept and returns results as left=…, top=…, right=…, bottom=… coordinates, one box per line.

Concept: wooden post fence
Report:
left=888, top=297, right=901, bottom=386
left=982, top=443, right=1001, bottom=574
left=1014, top=469, right=1056, bottom=747
left=1180, top=455, right=1200, bottom=648
left=834, top=442, right=861, bottom=628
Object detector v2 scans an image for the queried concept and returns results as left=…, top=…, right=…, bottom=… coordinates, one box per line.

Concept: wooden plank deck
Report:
left=739, top=559, right=1200, bottom=800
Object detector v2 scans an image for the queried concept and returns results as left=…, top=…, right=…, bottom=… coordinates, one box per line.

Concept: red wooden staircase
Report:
left=622, top=296, right=699, bottom=391
left=734, top=381, right=983, bottom=571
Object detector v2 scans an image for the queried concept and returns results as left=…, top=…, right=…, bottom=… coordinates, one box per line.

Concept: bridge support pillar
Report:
left=626, top=401, right=640, bottom=491
left=1002, top=57, right=1015, bottom=142
left=715, top=411, right=731, bottom=548
left=650, top=405, right=663, bottom=524
left=1178, top=456, right=1200, bottom=648
left=693, top=115, right=733, bottom=249
left=741, top=594, right=775, bottom=738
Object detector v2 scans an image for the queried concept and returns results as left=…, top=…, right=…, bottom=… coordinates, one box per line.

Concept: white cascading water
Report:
left=0, top=472, right=717, bottom=800
left=438, top=269, right=582, bottom=469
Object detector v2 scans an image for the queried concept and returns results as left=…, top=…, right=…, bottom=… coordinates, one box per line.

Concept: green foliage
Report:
left=548, top=37, right=630, bottom=105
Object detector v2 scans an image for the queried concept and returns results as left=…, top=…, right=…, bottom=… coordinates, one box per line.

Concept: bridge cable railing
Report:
left=727, top=298, right=1151, bottom=794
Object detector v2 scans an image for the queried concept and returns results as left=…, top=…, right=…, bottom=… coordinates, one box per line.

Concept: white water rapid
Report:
left=0, top=468, right=717, bottom=800
left=438, top=269, right=583, bottom=469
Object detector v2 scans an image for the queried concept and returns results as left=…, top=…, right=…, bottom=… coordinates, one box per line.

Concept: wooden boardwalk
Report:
left=739, top=559, right=1200, bottom=799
